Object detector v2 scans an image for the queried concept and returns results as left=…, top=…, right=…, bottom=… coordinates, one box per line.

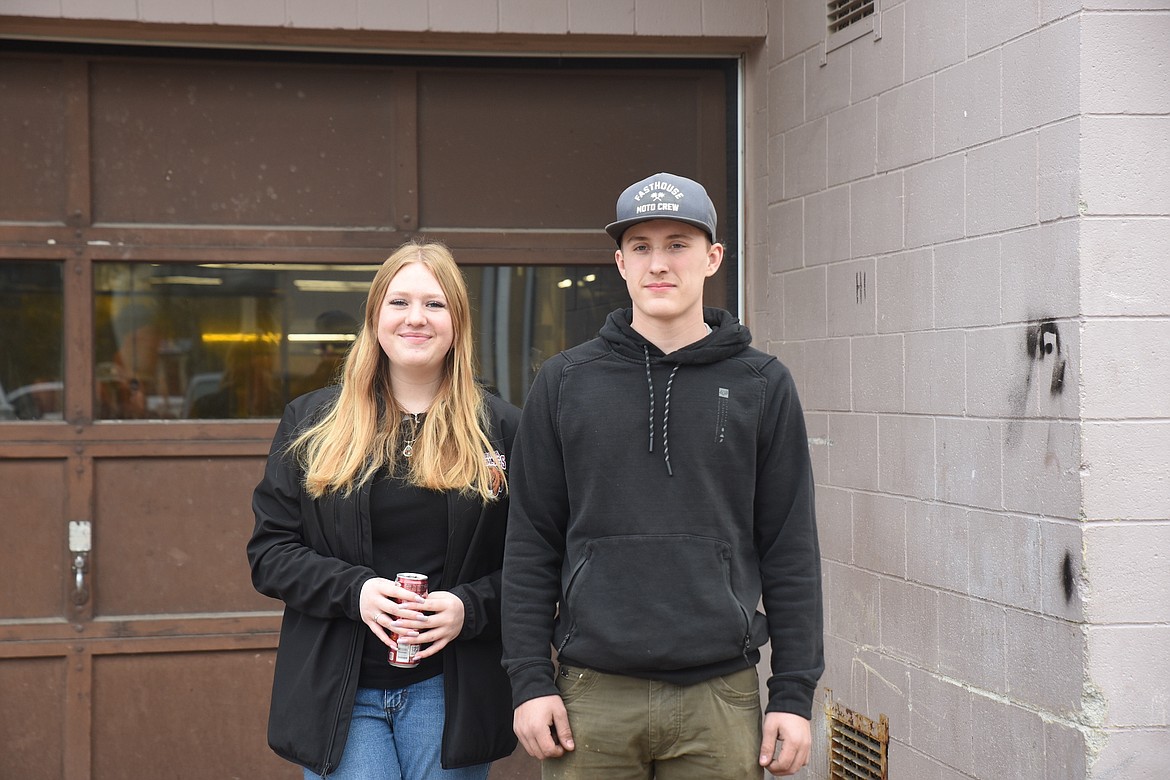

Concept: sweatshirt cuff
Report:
left=765, top=680, right=817, bottom=720
left=508, top=660, right=558, bottom=709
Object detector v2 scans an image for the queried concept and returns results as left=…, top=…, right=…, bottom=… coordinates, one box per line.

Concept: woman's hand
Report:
left=359, top=576, right=426, bottom=649
left=394, top=590, right=465, bottom=660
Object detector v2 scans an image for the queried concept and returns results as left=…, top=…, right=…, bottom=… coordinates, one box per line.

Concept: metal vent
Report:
left=827, top=694, right=888, bottom=780
left=827, top=0, right=876, bottom=33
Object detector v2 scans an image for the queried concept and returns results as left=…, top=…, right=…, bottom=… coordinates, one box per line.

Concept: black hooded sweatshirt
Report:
left=501, top=307, right=824, bottom=718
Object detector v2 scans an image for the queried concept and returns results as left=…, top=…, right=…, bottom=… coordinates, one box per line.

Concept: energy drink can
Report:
left=388, top=572, right=428, bottom=668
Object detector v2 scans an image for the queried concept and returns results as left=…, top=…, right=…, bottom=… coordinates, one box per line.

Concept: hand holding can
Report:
left=389, top=573, right=428, bottom=667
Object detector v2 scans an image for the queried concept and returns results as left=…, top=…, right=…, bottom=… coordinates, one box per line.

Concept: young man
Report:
left=501, top=172, right=823, bottom=778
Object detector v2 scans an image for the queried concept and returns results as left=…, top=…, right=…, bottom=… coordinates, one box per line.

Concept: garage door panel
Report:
left=92, top=648, right=294, bottom=780
left=93, top=456, right=271, bottom=616
left=0, top=656, right=67, bottom=778
left=89, top=60, right=400, bottom=228
left=0, top=459, right=68, bottom=619
left=0, top=56, right=68, bottom=223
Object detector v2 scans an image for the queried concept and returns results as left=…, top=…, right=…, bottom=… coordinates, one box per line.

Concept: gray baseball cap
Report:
left=604, top=172, right=718, bottom=245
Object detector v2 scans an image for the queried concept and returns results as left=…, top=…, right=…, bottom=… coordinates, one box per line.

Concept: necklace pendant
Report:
left=402, top=442, right=414, bottom=458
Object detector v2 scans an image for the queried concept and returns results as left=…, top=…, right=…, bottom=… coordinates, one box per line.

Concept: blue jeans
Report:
left=304, top=675, right=490, bottom=780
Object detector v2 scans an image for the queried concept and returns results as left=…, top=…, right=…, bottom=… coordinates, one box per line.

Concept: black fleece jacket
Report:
left=501, top=307, right=824, bottom=718
left=248, top=386, right=520, bottom=774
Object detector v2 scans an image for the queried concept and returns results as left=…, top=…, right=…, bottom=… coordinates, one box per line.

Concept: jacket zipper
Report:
left=555, top=551, right=590, bottom=654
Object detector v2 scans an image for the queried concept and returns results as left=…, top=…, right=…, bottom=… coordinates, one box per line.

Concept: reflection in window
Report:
left=94, top=261, right=629, bottom=418
left=0, top=261, right=64, bottom=421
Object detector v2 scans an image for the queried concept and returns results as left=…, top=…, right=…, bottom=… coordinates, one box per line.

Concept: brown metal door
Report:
left=0, top=44, right=730, bottom=779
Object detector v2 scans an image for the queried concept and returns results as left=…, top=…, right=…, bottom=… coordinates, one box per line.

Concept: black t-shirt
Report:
left=358, top=457, right=448, bottom=690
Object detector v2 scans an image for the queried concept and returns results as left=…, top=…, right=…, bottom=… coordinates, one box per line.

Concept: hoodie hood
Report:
left=598, top=307, right=753, bottom=476
left=598, top=307, right=753, bottom=365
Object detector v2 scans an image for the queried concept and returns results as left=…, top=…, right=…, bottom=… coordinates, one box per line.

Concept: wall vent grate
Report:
left=827, top=0, right=876, bottom=33
left=827, top=693, right=888, bottom=780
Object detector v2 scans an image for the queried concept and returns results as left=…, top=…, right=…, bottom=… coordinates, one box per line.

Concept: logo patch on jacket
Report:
left=715, top=388, right=730, bottom=444
left=485, top=449, right=507, bottom=497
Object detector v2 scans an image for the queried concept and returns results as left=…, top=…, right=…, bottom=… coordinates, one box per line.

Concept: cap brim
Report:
left=605, top=216, right=715, bottom=244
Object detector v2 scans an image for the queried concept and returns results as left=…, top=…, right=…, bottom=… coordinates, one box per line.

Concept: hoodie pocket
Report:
left=556, top=534, right=751, bottom=672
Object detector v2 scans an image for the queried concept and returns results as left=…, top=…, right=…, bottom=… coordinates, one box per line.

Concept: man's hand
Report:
left=514, top=695, right=575, bottom=760
left=759, top=711, right=811, bottom=776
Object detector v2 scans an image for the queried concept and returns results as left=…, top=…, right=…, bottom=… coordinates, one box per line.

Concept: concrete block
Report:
left=816, top=485, right=853, bottom=564
left=934, top=236, right=1001, bottom=329
left=965, top=326, right=1023, bottom=418
left=905, top=154, right=965, bottom=248
left=769, top=56, right=805, bottom=135
left=877, top=248, right=934, bottom=333
left=1083, top=319, right=1170, bottom=419
left=908, top=670, right=975, bottom=775
left=138, top=0, right=214, bottom=23
left=824, top=559, right=881, bottom=644
left=286, top=0, right=358, bottom=28
left=767, top=198, right=804, bottom=272
left=851, top=3, right=905, bottom=101
left=1084, top=523, right=1170, bottom=623
left=970, top=695, right=1047, bottom=779
left=1082, top=218, right=1170, bottom=317
left=568, top=0, right=635, bottom=34
left=767, top=132, right=784, bottom=205
left=906, top=501, right=969, bottom=593
left=934, top=50, right=1002, bottom=156
left=1089, top=729, right=1170, bottom=779
left=806, top=411, right=829, bottom=482
left=888, top=742, right=972, bottom=780
left=1082, top=421, right=1170, bottom=521
left=1043, top=0, right=1082, bottom=20
left=829, top=259, right=878, bottom=337
left=1082, top=116, right=1170, bottom=215
left=905, top=0, right=965, bottom=81
left=499, top=0, right=568, bottom=33
left=879, top=414, right=935, bottom=498
left=782, top=0, right=826, bottom=57
left=772, top=337, right=801, bottom=389
left=782, top=265, right=827, bottom=339
left=966, top=133, right=1038, bottom=236
left=1005, top=609, right=1084, bottom=712
left=804, top=337, right=852, bottom=412
left=428, top=0, right=497, bottom=32
left=850, top=171, right=904, bottom=257
left=1000, top=221, right=1080, bottom=323
left=213, top=0, right=282, bottom=25
left=765, top=0, right=785, bottom=68
left=784, top=118, right=828, bottom=198
left=805, top=184, right=851, bottom=267
left=0, top=0, right=61, bottom=16
left=821, top=631, right=860, bottom=705
left=60, top=0, right=135, bottom=18
left=853, top=492, right=907, bottom=577
left=937, top=591, right=1007, bottom=694
left=1039, top=118, right=1080, bottom=222
left=828, top=413, right=879, bottom=490
left=701, top=0, right=767, bottom=36
left=1002, top=17, right=1080, bottom=134
left=358, top=0, right=428, bottom=30
left=1089, top=625, right=1170, bottom=727
left=881, top=580, right=939, bottom=669
left=1039, top=518, right=1083, bottom=621
left=634, top=0, right=702, bottom=35
left=1044, top=720, right=1087, bottom=780
left=969, top=511, right=1043, bottom=611
left=1083, top=12, right=1170, bottom=114
left=807, top=46, right=850, bottom=122
left=877, top=77, right=934, bottom=172
left=827, top=98, right=877, bottom=186
left=905, top=330, right=965, bottom=416
left=1002, top=420, right=1081, bottom=520
left=936, top=418, right=1003, bottom=510
left=967, top=0, right=1040, bottom=56
left=765, top=272, right=787, bottom=342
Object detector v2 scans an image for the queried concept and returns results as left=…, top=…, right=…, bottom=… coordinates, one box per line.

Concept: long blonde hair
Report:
left=291, top=241, right=504, bottom=502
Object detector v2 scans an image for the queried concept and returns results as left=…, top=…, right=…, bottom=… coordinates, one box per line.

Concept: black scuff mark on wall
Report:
left=1061, top=551, right=1075, bottom=603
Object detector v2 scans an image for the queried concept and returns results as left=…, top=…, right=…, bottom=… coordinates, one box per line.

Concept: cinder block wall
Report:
left=7, top=0, right=1167, bottom=776
left=749, top=1, right=1170, bottom=778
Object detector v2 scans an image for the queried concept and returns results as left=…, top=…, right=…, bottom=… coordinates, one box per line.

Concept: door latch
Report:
left=69, top=520, right=91, bottom=606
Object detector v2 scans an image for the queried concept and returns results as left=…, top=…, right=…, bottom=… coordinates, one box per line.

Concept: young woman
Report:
left=248, top=241, right=520, bottom=779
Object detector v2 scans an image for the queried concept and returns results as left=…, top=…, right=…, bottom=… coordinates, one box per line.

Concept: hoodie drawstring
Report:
left=643, top=345, right=679, bottom=477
